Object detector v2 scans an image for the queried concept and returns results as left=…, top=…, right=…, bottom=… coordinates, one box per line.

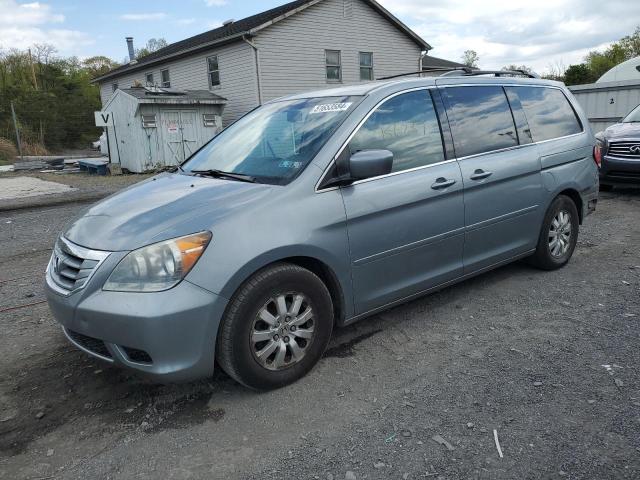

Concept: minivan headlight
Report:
left=104, top=232, right=212, bottom=292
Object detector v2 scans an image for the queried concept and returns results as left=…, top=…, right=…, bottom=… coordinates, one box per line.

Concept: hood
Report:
left=64, top=172, right=273, bottom=251
left=604, top=122, right=640, bottom=140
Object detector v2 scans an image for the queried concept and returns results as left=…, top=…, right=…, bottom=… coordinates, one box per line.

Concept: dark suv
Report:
left=595, top=103, right=640, bottom=189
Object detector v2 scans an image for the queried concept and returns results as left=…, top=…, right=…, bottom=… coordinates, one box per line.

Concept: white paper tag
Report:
left=310, top=102, right=353, bottom=114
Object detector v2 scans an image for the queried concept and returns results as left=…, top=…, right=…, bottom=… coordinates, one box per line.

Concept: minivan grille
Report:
left=607, top=141, right=640, bottom=159
left=48, top=238, right=110, bottom=295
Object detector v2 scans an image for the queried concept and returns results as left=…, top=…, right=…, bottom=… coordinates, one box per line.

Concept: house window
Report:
left=359, top=52, right=373, bottom=81
left=141, top=114, right=157, bottom=128
left=145, top=73, right=154, bottom=86
left=325, top=50, right=341, bottom=82
left=207, top=55, right=220, bottom=88
left=112, top=83, right=118, bottom=92
left=161, top=69, right=170, bottom=88
left=203, top=113, right=218, bottom=127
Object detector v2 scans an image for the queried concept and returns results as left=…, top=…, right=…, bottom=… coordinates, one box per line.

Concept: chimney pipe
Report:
left=126, top=37, right=135, bottom=62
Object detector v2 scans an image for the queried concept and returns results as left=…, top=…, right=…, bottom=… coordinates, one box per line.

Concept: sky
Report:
left=0, top=0, right=638, bottom=74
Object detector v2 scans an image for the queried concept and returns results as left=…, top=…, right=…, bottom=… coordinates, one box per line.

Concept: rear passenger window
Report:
left=508, top=86, right=582, bottom=142
left=349, top=90, right=444, bottom=172
left=442, top=86, right=518, bottom=158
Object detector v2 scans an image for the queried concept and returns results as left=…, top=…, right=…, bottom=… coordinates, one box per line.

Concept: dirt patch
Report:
left=0, top=343, right=231, bottom=456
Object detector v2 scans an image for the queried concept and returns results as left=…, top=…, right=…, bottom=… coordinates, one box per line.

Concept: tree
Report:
left=83, top=56, right=120, bottom=78
left=461, top=50, right=479, bottom=68
left=136, top=38, right=168, bottom=59
left=563, top=64, right=594, bottom=86
left=618, top=26, right=640, bottom=59
left=501, top=64, right=534, bottom=74
left=0, top=43, right=111, bottom=152
left=33, top=43, right=57, bottom=65
left=585, top=43, right=628, bottom=80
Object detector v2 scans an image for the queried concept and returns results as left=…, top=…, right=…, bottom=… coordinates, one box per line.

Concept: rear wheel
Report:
left=529, top=195, right=579, bottom=270
left=216, top=263, right=333, bottom=390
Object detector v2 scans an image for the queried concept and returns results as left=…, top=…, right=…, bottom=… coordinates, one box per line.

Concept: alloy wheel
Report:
left=250, top=293, right=315, bottom=370
left=548, top=209, right=572, bottom=257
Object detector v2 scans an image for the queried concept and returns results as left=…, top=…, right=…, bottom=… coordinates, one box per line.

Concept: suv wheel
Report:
left=529, top=195, right=579, bottom=270
left=216, top=263, right=333, bottom=390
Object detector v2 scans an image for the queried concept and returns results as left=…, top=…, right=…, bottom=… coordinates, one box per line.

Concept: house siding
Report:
left=98, top=0, right=424, bottom=125
left=100, top=41, right=258, bottom=125
left=255, top=0, right=422, bottom=101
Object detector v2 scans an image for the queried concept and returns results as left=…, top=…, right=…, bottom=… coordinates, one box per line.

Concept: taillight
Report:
left=593, top=145, right=602, bottom=168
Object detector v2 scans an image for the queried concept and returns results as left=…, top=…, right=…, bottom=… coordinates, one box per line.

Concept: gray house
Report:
left=94, top=0, right=434, bottom=128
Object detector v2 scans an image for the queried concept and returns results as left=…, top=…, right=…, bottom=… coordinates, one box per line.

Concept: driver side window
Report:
left=348, top=90, right=445, bottom=172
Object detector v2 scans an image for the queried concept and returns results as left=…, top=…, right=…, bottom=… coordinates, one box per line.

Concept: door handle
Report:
left=431, top=177, right=456, bottom=190
left=470, top=169, right=493, bottom=180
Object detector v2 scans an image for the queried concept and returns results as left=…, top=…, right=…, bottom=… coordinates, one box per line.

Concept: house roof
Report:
left=421, top=55, right=468, bottom=69
left=94, top=0, right=431, bottom=83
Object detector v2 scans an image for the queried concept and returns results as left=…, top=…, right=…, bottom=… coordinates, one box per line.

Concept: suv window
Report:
left=442, top=86, right=518, bottom=158
left=508, top=86, right=582, bottom=142
left=348, top=90, right=444, bottom=172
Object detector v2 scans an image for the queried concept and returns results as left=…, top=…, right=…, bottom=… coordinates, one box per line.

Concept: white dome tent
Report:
left=596, top=56, right=640, bottom=83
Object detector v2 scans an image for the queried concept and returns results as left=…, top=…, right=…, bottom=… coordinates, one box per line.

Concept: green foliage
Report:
left=0, top=45, right=113, bottom=151
left=83, top=56, right=120, bottom=79
left=563, top=64, right=595, bottom=86
left=584, top=42, right=628, bottom=80
left=461, top=50, right=479, bottom=68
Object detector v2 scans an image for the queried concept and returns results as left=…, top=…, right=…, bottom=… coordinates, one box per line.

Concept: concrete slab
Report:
left=0, top=176, right=76, bottom=201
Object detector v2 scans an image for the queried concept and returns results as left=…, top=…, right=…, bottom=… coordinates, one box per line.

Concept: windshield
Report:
left=622, top=104, right=640, bottom=122
left=183, top=96, right=361, bottom=184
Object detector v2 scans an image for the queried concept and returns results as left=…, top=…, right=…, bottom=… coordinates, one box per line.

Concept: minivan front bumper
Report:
left=45, top=271, right=228, bottom=383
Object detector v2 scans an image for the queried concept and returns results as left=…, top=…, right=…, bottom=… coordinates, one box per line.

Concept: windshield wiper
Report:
left=191, top=169, right=257, bottom=183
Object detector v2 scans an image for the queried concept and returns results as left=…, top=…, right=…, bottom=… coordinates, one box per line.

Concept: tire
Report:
left=529, top=195, right=579, bottom=270
left=216, top=262, right=333, bottom=390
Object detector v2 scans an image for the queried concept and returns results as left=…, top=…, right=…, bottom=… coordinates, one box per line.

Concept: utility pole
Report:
left=28, top=48, right=38, bottom=90
left=10, top=102, right=23, bottom=162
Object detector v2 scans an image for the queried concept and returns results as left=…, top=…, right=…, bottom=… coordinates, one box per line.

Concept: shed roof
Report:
left=94, top=0, right=431, bottom=83
left=104, top=87, right=227, bottom=110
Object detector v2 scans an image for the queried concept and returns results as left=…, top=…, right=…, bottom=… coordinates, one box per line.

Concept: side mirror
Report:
left=349, top=149, right=393, bottom=180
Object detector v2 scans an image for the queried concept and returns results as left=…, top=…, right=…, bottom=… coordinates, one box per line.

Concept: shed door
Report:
left=162, top=111, right=184, bottom=165
left=179, top=111, right=198, bottom=159
left=161, top=110, right=198, bottom=165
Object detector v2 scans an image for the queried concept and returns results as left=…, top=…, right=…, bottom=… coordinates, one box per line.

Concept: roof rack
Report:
left=377, top=66, right=539, bottom=81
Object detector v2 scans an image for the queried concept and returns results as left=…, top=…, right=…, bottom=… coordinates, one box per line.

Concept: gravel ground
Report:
left=0, top=189, right=639, bottom=480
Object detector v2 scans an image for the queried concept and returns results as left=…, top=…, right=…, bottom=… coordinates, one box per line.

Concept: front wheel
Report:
left=529, top=195, right=579, bottom=270
left=216, top=263, right=333, bottom=390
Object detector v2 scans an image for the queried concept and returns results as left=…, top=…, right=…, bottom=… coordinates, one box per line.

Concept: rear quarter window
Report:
left=507, top=86, right=582, bottom=142
left=442, top=86, right=519, bottom=158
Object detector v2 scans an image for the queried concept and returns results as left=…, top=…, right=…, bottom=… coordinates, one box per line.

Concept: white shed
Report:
left=101, top=87, right=226, bottom=173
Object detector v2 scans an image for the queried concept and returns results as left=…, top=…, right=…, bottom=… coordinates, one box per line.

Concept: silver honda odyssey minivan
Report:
left=45, top=72, right=599, bottom=389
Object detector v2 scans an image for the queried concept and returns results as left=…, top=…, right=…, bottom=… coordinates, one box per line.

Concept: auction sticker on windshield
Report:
left=310, top=102, right=353, bottom=114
